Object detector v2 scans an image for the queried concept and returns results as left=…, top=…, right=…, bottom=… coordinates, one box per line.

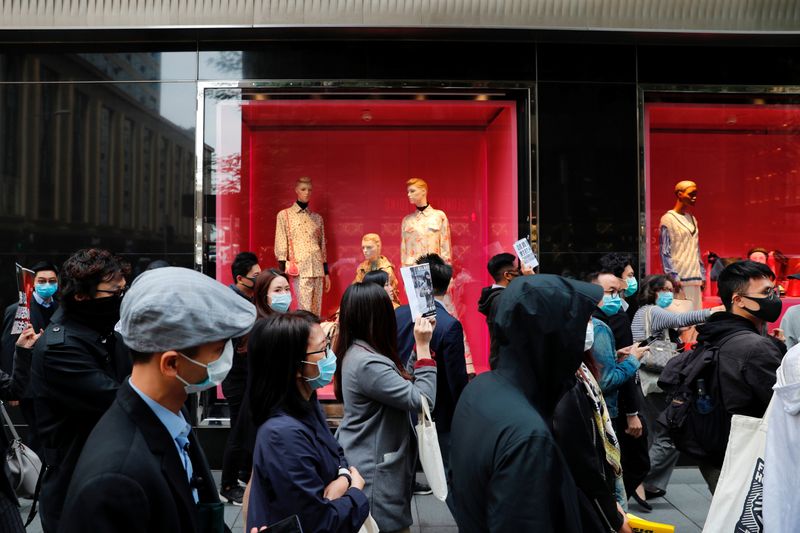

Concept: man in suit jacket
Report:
left=60, top=267, right=256, bottom=533
left=396, top=253, right=468, bottom=508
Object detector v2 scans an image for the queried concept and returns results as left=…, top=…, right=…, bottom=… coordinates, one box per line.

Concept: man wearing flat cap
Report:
left=59, top=267, right=256, bottom=533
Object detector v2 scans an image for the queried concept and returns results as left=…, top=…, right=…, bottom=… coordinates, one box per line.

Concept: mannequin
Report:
left=274, top=177, right=330, bottom=316
left=400, top=178, right=474, bottom=374
left=659, top=180, right=705, bottom=310
left=353, top=233, right=401, bottom=308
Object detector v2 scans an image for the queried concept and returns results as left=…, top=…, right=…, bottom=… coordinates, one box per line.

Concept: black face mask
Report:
left=67, top=296, right=123, bottom=334
left=741, top=293, right=783, bottom=324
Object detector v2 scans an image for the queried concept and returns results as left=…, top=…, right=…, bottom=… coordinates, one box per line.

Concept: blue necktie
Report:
left=176, top=435, right=199, bottom=503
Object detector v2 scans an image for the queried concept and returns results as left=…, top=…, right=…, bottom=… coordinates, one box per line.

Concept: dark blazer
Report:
left=31, top=308, right=131, bottom=532
left=60, top=380, right=228, bottom=533
left=396, top=300, right=468, bottom=432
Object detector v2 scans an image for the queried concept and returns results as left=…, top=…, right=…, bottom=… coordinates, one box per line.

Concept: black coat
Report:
left=59, top=381, right=228, bottom=533
left=30, top=308, right=131, bottom=532
left=450, top=275, right=603, bottom=533
left=477, top=286, right=504, bottom=370
left=396, top=301, right=468, bottom=432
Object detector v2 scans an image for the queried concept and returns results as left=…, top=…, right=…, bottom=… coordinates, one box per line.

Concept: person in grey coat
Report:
left=335, top=282, right=437, bottom=533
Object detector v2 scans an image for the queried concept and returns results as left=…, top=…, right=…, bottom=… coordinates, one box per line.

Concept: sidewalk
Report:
left=19, top=467, right=711, bottom=532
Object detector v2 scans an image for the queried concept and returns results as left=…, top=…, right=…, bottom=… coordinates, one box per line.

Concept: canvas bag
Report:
left=415, top=394, right=448, bottom=501
left=1, top=401, right=42, bottom=498
left=702, top=398, right=774, bottom=533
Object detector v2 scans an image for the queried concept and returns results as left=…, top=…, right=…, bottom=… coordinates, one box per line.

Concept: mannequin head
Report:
left=361, top=233, right=382, bottom=262
left=406, top=178, right=429, bottom=207
left=295, top=177, right=313, bottom=203
left=748, top=247, right=769, bottom=264
left=674, top=180, right=698, bottom=208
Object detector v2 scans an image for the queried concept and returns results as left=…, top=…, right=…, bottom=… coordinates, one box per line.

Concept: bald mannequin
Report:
left=660, top=180, right=705, bottom=309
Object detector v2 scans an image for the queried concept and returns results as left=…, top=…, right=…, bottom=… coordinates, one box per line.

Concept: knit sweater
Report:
left=659, top=210, right=705, bottom=283
left=631, top=304, right=712, bottom=342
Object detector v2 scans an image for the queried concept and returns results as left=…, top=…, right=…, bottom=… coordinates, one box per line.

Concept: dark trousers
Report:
left=0, top=491, right=24, bottom=533
left=220, top=390, right=252, bottom=488
left=612, top=414, right=651, bottom=499
left=437, top=429, right=455, bottom=516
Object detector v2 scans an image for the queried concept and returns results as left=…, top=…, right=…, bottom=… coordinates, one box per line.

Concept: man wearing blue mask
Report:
left=60, top=267, right=256, bottom=533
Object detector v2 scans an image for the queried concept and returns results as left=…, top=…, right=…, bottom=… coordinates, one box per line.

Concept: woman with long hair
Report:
left=334, top=282, right=436, bottom=533
left=246, top=311, right=369, bottom=532
left=252, top=268, right=292, bottom=319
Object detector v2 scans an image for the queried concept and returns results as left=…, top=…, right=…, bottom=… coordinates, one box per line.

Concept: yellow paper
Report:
left=626, top=513, right=676, bottom=533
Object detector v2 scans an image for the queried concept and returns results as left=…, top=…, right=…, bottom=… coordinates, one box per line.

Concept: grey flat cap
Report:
left=116, top=267, right=256, bottom=352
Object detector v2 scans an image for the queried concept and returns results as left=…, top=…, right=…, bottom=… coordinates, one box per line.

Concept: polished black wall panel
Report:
left=537, top=82, right=639, bottom=277
left=537, top=43, right=636, bottom=83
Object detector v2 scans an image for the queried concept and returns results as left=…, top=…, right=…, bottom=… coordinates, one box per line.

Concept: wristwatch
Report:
left=337, top=467, right=352, bottom=487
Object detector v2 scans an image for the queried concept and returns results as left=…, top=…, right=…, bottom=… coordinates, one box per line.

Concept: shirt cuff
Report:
left=323, top=263, right=329, bottom=275
left=414, top=359, right=437, bottom=369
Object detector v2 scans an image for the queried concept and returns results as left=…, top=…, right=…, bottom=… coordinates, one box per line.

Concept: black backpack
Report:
left=656, top=330, right=750, bottom=467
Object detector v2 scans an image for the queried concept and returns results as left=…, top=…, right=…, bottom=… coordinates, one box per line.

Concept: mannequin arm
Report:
left=440, top=213, right=452, bottom=264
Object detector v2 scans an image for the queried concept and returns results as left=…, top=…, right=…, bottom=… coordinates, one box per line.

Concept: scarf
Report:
left=577, top=363, right=622, bottom=476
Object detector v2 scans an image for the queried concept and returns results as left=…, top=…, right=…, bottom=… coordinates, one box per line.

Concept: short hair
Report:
left=718, top=260, right=775, bottom=310
left=363, top=270, right=389, bottom=288
left=675, top=180, right=697, bottom=194
left=248, top=312, right=319, bottom=425
left=130, top=345, right=199, bottom=365
left=296, top=176, right=312, bottom=187
left=406, top=177, right=428, bottom=192
left=231, top=252, right=259, bottom=281
left=638, top=274, right=673, bottom=306
left=487, top=253, right=517, bottom=282
left=60, top=249, right=130, bottom=305
left=598, top=253, right=633, bottom=279
left=253, top=268, right=289, bottom=319
left=361, top=233, right=382, bottom=255
left=747, top=247, right=769, bottom=259
left=416, top=253, right=452, bottom=296
left=30, top=261, right=59, bottom=276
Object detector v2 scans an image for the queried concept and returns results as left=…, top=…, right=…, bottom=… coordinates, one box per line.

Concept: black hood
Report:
left=493, top=274, right=603, bottom=417
left=696, top=312, right=758, bottom=344
left=477, top=286, right=504, bottom=317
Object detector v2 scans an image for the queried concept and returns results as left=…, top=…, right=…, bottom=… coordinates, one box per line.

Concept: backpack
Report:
left=656, top=330, right=751, bottom=467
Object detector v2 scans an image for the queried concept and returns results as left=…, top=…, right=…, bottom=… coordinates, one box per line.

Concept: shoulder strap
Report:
left=0, top=401, right=20, bottom=441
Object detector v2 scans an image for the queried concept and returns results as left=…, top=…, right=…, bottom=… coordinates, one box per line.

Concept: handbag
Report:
left=1, top=401, right=42, bottom=498
left=702, top=398, right=774, bottom=532
left=415, top=394, right=448, bottom=502
left=284, top=210, right=300, bottom=277
left=357, top=513, right=379, bottom=533
left=641, top=307, right=679, bottom=373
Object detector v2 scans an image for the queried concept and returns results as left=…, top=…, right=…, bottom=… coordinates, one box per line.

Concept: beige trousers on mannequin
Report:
left=292, top=276, right=323, bottom=316
left=683, top=283, right=703, bottom=310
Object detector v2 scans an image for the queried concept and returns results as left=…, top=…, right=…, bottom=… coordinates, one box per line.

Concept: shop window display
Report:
left=645, top=100, right=800, bottom=322
left=206, top=96, right=520, bottom=376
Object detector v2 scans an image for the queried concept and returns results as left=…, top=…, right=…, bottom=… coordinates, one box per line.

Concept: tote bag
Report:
left=1, top=401, right=42, bottom=498
left=702, top=399, right=774, bottom=533
left=415, top=394, right=448, bottom=502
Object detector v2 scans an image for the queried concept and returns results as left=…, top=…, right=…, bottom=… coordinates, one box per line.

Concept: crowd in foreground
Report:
left=0, top=247, right=797, bottom=533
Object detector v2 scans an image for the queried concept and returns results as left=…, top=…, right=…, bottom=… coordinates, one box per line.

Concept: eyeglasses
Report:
left=306, top=340, right=332, bottom=357
left=741, top=288, right=779, bottom=301
left=95, top=286, right=127, bottom=298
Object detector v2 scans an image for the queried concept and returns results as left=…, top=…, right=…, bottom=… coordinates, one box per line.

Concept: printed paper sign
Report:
left=513, top=238, right=539, bottom=269
left=400, top=263, right=437, bottom=320
left=11, top=263, right=35, bottom=335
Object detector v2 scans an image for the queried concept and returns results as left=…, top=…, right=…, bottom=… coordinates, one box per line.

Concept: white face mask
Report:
left=175, top=340, right=234, bottom=394
left=584, top=322, right=594, bottom=352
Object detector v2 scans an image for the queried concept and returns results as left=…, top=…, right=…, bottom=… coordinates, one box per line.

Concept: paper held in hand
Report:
left=10, top=263, right=35, bottom=335
left=513, top=238, right=539, bottom=270
left=400, top=263, right=437, bottom=320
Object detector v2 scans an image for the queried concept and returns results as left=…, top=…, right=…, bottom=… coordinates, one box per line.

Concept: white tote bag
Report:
left=702, top=399, right=774, bottom=533
left=415, top=394, right=448, bottom=502
left=357, top=513, right=379, bottom=533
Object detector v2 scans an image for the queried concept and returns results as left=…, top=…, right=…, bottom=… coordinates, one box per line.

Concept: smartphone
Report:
left=266, top=515, right=304, bottom=533
left=638, top=335, right=659, bottom=348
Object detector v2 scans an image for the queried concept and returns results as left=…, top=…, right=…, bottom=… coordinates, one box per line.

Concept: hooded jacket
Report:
left=450, top=275, right=603, bottom=533
left=477, top=286, right=505, bottom=370
left=695, top=312, right=783, bottom=418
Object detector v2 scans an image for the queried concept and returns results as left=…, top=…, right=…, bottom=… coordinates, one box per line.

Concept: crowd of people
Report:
left=0, top=244, right=797, bottom=532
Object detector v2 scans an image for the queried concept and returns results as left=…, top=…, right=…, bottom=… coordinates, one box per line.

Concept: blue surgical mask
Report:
left=656, top=291, right=674, bottom=308
left=176, top=340, right=234, bottom=394
left=35, top=282, right=58, bottom=299
left=269, top=293, right=292, bottom=313
left=624, top=277, right=638, bottom=297
left=303, top=348, right=337, bottom=390
left=600, top=294, right=622, bottom=316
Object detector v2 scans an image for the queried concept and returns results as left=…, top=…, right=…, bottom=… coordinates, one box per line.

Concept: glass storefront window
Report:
left=644, top=93, right=800, bottom=320
left=199, top=85, right=530, bottom=419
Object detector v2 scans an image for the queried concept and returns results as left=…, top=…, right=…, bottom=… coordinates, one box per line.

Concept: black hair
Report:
left=248, top=312, right=319, bottom=425
left=146, top=259, right=170, bottom=270
left=30, top=261, right=59, bottom=275
left=60, top=249, right=130, bottom=306
left=487, top=253, right=517, bottom=282
left=129, top=345, right=201, bottom=365
left=638, top=274, right=673, bottom=306
left=362, top=270, right=389, bottom=288
left=231, top=252, right=259, bottom=282
left=415, top=253, right=452, bottom=296
left=718, top=260, right=775, bottom=310
left=598, top=253, right=634, bottom=279
left=334, top=283, right=409, bottom=401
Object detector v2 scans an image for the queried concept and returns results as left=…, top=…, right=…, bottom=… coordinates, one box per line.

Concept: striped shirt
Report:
left=631, top=304, right=711, bottom=342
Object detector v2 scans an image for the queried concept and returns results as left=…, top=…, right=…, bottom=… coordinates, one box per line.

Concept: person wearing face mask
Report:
left=58, top=266, right=255, bottom=533
left=220, top=251, right=262, bottom=505
left=29, top=249, right=132, bottom=533
left=335, top=282, right=436, bottom=533
left=686, top=260, right=785, bottom=493
left=245, top=311, right=369, bottom=532
left=253, top=269, right=293, bottom=318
